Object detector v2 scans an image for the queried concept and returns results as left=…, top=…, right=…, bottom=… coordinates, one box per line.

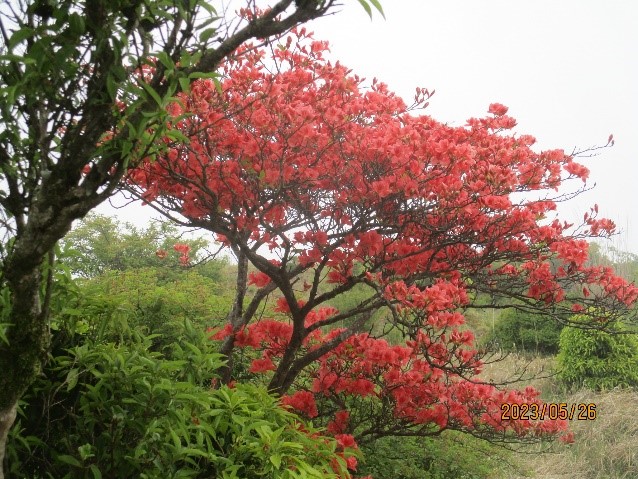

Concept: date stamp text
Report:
left=501, top=403, right=597, bottom=421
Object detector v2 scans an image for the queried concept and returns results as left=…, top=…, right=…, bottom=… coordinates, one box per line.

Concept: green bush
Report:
left=357, top=432, right=510, bottom=479
left=60, top=214, right=212, bottom=279
left=6, top=329, right=352, bottom=479
left=482, top=308, right=563, bottom=355
left=50, top=267, right=233, bottom=353
left=557, top=316, right=638, bottom=391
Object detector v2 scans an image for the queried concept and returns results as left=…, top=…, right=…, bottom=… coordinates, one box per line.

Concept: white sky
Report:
left=101, top=0, right=638, bottom=254
left=312, top=0, right=638, bottom=253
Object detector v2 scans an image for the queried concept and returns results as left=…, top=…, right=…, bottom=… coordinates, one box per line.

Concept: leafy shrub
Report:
left=60, top=214, right=212, bottom=279
left=557, top=316, right=638, bottom=390
left=50, top=267, right=233, bottom=353
left=6, top=328, right=352, bottom=479
left=357, top=432, right=510, bottom=479
left=482, top=308, right=563, bottom=355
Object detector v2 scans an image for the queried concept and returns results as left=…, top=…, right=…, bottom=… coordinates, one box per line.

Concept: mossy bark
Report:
left=0, top=402, right=17, bottom=479
left=0, top=258, right=50, bottom=478
left=0, top=181, right=84, bottom=477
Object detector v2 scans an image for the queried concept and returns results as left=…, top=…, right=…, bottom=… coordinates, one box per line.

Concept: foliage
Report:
left=358, top=432, right=510, bottom=479
left=127, top=28, right=637, bottom=452
left=482, top=308, right=564, bottom=355
left=0, top=291, right=9, bottom=347
left=6, top=327, right=354, bottom=479
left=52, top=266, right=232, bottom=353
left=33, top=224, right=234, bottom=354
left=60, top=213, right=213, bottom=278
left=557, top=315, right=638, bottom=390
left=589, top=243, right=638, bottom=284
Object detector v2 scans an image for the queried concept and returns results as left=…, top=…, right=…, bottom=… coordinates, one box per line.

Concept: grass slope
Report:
left=481, top=354, right=638, bottom=479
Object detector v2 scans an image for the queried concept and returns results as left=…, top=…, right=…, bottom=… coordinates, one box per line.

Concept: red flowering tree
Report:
left=128, top=29, right=637, bottom=453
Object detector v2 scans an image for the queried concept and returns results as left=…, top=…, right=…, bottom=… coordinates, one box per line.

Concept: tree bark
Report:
left=0, top=262, right=47, bottom=479
left=218, top=248, right=249, bottom=384
left=0, top=402, right=17, bottom=479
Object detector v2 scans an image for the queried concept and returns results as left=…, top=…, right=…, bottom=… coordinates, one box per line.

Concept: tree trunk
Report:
left=0, top=261, right=49, bottom=478
left=267, top=334, right=304, bottom=395
left=218, top=249, right=249, bottom=384
left=0, top=402, right=17, bottom=479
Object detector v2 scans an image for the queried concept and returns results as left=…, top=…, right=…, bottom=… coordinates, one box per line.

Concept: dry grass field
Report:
left=480, top=354, right=638, bottom=479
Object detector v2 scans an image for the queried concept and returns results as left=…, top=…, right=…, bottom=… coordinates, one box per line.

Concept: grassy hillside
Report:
left=481, top=354, right=638, bottom=479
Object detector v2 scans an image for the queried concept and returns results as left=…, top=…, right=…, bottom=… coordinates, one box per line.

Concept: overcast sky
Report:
left=101, top=0, right=638, bottom=254
left=311, top=0, right=638, bottom=253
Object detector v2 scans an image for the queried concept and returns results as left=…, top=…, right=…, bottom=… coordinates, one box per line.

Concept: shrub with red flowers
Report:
left=128, top=28, right=638, bottom=466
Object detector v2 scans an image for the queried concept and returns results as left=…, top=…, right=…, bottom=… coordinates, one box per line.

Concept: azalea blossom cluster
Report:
left=128, top=28, right=637, bottom=459
left=154, top=243, right=191, bottom=265
left=211, top=300, right=569, bottom=452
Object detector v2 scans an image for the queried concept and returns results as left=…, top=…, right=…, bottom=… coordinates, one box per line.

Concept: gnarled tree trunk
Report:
left=0, top=403, right=17, bottom=479
left=0, top=263, right=48, bottom=478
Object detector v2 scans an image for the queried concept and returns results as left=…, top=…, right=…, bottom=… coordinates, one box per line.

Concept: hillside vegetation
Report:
left=5, top=216, right=637, bottom=478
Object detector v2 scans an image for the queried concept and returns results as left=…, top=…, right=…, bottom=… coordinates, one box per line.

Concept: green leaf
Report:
left=368, top=0, right=385, bottom=18
left=199, top=27, right=217, bottom=43
left=155, top=51, right=175, bottom=71
left=188, top=72, right=219, bottom=80
left=66, top=368, right=79, bottom=391
left=68, top=13, right=85, bottom=35
left=56, top=454, right=82, bottom=467
left=179, top=77, right=191, bottom=93
left=164, top=128, right=190, bottom=144
left=356, top=0, right=385, bottom=19
left=89, top=465, right=102, bottom=479
left=0, top=322, right=10, bottom=346
left=78, top=443, right=94, bottom=460
left=0, top=53, right=37, bottom=64
left=8, top=27, right=34, bottom=49
left=357, top=0, right=372, bottom=18
left=270, top=453, right=282, bottom=468
left=1, top=84, right=20, bottom=108
left=198, top=2, right=217, bottom=15
left=139, top=81, right=163, bottom=107
left=106, top=73, right=120, bottom=101
left=170, top=429, right=181, bottom=448
left=181, top=447, right=210, bottom=458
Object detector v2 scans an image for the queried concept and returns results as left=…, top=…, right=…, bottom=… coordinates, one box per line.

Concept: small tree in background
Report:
left=557, top=315, right=638, bottom=390
left=483, top=308, right=564, bottom=355
left=60, top=213, right=212, bottom=278
left=127, top=29, right=638, bottom=453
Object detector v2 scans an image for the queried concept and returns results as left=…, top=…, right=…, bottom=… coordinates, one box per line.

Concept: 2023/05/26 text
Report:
left=501, top=403, right=597, bottom=421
